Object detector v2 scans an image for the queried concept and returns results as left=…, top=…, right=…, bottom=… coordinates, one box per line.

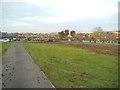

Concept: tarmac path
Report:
left=2, top=42, right=55, bottom=88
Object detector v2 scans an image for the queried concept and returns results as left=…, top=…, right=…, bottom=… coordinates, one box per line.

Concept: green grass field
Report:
left=2, top=42, right=11, bottom=54
left=23, top=43, right=118, bottom=88
left=0, top=43, right=2, bottom=61
left=0, top=42, right=10, bottom=62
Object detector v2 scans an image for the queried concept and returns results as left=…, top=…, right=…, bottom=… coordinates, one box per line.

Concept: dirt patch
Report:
left=70, top=42, right=119, bottom=56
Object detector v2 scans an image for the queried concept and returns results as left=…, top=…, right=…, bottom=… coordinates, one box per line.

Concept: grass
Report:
left=23, top=43, right=118, bottom=88
left=0, top=43, right=2, bottom=61
left=2, top=42, right=11, bottom=54
left=0, top=42, right=11, bottom=63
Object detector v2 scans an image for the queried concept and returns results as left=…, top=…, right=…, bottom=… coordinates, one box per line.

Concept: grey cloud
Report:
left=2, top=1, right=57, bottom=27
left=2, top=2, right=55, bottom=20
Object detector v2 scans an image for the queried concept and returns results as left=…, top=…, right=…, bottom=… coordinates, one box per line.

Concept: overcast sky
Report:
left=1, top=0, right=119, bottom=33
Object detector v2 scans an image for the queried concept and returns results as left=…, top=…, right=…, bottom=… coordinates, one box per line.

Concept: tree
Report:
left=58, top=31, right=65, bottom=39
left=93, top=26, right=104, bottom=42
left=93, top=27, right=103, bottom=32
left=70, top=30, right=76, bottom=38
left=58, top=30, right=69, bottom=40
left=27, top=37, right=32, bottom=41
left=58, top=29, right=77, bottom=40
left=64, top=29, right=69, bottom=37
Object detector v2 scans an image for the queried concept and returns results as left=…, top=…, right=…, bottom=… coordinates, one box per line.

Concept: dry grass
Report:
left=30, top=41, right=119, bottom=56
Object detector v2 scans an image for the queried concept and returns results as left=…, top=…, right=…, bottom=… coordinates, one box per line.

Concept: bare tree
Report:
left=93, top=26, right=104, bottom=42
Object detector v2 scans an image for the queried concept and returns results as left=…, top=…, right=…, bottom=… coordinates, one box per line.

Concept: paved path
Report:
left=2, top=42, right=54, bottom=88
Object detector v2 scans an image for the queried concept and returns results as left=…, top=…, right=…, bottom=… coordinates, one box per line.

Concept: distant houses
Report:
left=0, top=31, right=11, bottom=42
left=0, top=31, right=58, bottom=42
left=75, top=31, right=119, bottom=43
left=16, top=32, right=58, bottom=41
left=0, top=31, right=119, bottom=44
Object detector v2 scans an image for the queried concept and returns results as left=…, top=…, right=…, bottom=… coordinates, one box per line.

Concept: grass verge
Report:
left=2, top=42, right=11, bottom=54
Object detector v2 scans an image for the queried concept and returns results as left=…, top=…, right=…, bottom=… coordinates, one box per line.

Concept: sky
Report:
left=0, top=0, right=119, bottom=33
